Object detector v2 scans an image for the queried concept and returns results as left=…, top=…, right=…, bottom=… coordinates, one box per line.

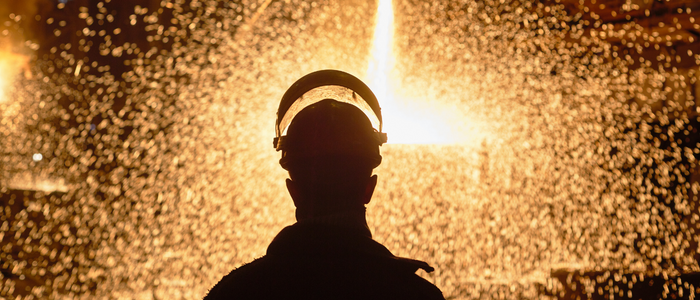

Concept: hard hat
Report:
left=274, top=70, right=387, bottom=170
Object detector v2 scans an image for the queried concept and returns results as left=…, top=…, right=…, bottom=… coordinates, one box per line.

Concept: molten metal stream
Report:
left=366, top=0, right=457, bottom=144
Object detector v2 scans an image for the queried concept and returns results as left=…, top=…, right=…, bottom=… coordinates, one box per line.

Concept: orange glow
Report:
left=366, top=0, right=457, bottom=144
left=0, top=48, right=30, bottom=103
left=3, top=1, right=699, bottom=298
left=0, top=58, right=9, bottom=103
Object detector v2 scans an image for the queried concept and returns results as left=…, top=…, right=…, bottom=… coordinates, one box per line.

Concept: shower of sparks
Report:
left=1, top=0, right=700, bottom=299
left=366, top=0, right=456, bottom=144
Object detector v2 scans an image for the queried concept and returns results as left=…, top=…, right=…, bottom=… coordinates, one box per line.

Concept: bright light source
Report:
left=0, top=61, right=8, bottom=103
left=32, top=153, right=43, bottom=161
left=365, top=0, right=457, bottom=144
left=0, top=49, right=31, bottom=103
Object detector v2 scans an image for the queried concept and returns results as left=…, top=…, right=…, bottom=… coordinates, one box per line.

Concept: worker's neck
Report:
left=296, top=208, right=371, bottom=237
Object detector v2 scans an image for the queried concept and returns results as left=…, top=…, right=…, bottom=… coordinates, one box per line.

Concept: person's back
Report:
left=205, top=223, right=442, bottom=300
left=204, top=70, right=444, bottom=300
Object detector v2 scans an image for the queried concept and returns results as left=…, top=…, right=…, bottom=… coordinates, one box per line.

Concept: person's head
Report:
left=281, top=99, right=382, bottom=220
left=274, top=70, right=386, bottom=220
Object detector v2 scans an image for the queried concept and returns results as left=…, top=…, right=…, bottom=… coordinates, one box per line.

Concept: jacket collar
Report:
left=266, top=222, right=435, bottom=273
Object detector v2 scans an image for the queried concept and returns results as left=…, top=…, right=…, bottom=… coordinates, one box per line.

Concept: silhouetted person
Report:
left=204, top=70, right=444, bottom=300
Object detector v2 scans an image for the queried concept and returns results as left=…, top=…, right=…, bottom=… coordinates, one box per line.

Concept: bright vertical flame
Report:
left=366, top=0, right=394, bottom=106
left=366, top=0, right=456, bottom=144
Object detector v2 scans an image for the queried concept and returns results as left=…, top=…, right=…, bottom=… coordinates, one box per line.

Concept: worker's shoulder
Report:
left=366, top=261, right=445, bottom=300
left=204, top=254, right=445, bottom=300
left=203, top=256, right=278, bottom=300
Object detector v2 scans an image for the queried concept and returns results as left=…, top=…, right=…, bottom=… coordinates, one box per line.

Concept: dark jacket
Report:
left=204, top=222, right=445, bottom=300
